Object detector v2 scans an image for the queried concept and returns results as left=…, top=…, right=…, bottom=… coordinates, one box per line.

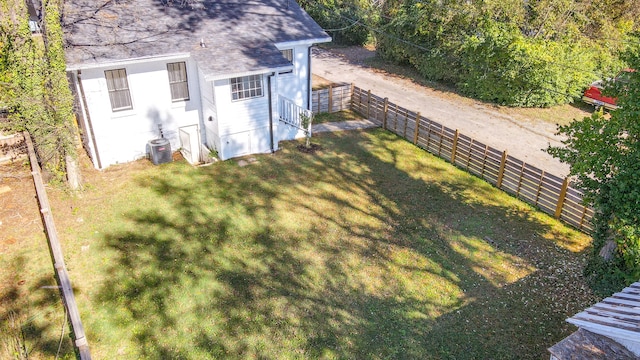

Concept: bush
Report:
left=300, top=0, right=370, bottom=46
left=375, top=1, right=626, bottom=108
left=459, top=22, right=596, bottom=107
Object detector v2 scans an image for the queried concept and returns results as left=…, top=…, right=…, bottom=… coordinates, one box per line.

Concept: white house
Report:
left=62, top=0, right=331, bottom=169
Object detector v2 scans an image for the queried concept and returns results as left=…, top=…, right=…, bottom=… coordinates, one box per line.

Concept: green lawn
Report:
left=313, top=109, right=363, bottom=124
left=47, top=129, right=595, bottom=359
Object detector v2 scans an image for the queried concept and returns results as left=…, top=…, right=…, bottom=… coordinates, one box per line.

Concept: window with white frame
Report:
left=231, top=75, right=263, bottom=101
left=167, top=62, right=190, bottom=102
left=281, top=49, right=293, bottom=63
left=279, top=49, right=294, bottom=75
left=105, top=69, right=133, bottom=111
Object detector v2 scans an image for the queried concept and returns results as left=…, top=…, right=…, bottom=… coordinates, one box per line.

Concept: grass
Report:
left=8, top=127, right=596, bottom=359
left=312, top=74, right=334, bottom=90
left=313, top=109, right=363, bottom=124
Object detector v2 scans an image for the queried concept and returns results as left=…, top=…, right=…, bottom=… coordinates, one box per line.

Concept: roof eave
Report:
left=204, top=65, right=294, bottom=82
left=275, top=36, right=332, bottom=48
left=66, top=52, right=192, bottom=71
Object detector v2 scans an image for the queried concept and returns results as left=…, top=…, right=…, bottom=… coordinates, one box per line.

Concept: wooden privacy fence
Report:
left=349, top=86, right=594, bottom=233
left=311, top=83, right=352, bottom=114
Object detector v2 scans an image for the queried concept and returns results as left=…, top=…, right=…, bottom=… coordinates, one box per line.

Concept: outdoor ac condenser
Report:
left=148, top=138, right=172, bottom=165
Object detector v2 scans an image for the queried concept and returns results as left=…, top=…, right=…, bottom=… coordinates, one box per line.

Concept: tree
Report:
left=299, top=0, right=373, bottom=45
left=547, top=41, right=640, bottom=295
left=0, top=0, right=80, bottom=188
left=375, top=0, right=635, bottom=107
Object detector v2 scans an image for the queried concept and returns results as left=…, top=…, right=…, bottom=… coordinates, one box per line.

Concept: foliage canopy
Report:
left=303, top=0, right=639, bottom=107
left=0, top=0, right=77, bottom=183
left=548, top=41, right=640, bottom=295
left=299, top=0, right=373, bottom=45
left=376, top=0, right=636, bottom=107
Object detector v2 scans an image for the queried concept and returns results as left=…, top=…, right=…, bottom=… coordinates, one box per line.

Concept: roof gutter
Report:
left=307, top=46, right=313, bottom=110
left=204, top=65, right=292, bottom=82
left=275, top=37, right=332, bottom=48
left=66, top=53, right=191, bottom=71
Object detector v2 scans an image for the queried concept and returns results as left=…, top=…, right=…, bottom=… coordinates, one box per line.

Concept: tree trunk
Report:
left=65, top=154, right=81, bottom=190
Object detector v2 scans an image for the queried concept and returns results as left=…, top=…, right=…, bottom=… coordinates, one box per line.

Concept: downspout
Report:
left=76, top=70, right=103, bottom=169
left=307, top=46, right=312, bottom=110
left=267, top=72, right=275, bottom=153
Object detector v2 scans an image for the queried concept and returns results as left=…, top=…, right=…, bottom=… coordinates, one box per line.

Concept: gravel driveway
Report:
left=312, top=47, right=571, bottom=178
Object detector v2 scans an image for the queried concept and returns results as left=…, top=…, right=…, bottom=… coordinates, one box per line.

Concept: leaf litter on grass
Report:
left=46, top=129, right=597, bottom=359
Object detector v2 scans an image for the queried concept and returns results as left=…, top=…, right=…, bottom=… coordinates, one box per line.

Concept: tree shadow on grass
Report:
left=96, top=129, right=595, bottom=359
left=0, top=255, right=75, bottom=358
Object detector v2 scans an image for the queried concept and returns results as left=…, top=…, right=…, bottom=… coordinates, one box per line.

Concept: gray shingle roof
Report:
left=63, top=0, right=330, bottom=78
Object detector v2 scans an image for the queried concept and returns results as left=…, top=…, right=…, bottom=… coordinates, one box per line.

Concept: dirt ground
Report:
left=312, top=45, right=592, bottom=178
left=0, top=162, right=42, bottom=256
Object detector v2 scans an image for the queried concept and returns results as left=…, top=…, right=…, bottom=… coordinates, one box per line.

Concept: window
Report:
left=231, top=75, right=263, bottom=101
left=281, top=49, right=293, bottom=63
left=105, top=69, right=132, bottom=111
left=167, top=62, right=190, bottom=102
left=279, top=49, right=294, bottom=75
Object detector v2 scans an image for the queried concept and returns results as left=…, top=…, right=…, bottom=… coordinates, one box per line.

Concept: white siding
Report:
left=275, top=45, right=310, bottom=109
left=213, top=76, right=272, bottom=160
left=77, top=58, right=201, bottom=168
left=74, top=41, right=318, bottom=166
left=199, top=65, right=219, bottom=154
left=273, top=44, right=313, bottom=143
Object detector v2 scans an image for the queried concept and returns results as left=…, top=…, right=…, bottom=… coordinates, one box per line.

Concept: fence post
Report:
left=367, top=89, right=372, bottom=119
left=393, top=104, right=398, bottom=131
left=496, top=150, right=508, bottom=188
left=451, top=129, right=459, bottom=164
left=413, top=112, right=421, bottom=144
left=554, top=177, right=570, bottom=219
left=403, top=109, right=409, bottom=138
left=350, top=83, right=355, bottom=110
left=328, top=84, right=333, bottom=113
left=383, top=98, right=389, bottom=130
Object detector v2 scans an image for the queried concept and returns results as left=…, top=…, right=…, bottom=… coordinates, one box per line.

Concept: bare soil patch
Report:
left=296, top=143, right=323, bottom=154
left=0, top=162, right=43, bottom=255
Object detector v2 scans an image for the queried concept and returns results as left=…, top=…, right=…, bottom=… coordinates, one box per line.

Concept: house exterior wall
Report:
left=212, top=75, right=272, bottom=160
left=75, top=57, right=201, bottom=168
left=271, top=43, right=313, bottom=145
left=199, top=66, right=220, bottom=155
left=73, top=43, right=321, bottom=167
left=273, top=44, right=314, bottom=143
left=275, top=44, right=310, bottom=109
